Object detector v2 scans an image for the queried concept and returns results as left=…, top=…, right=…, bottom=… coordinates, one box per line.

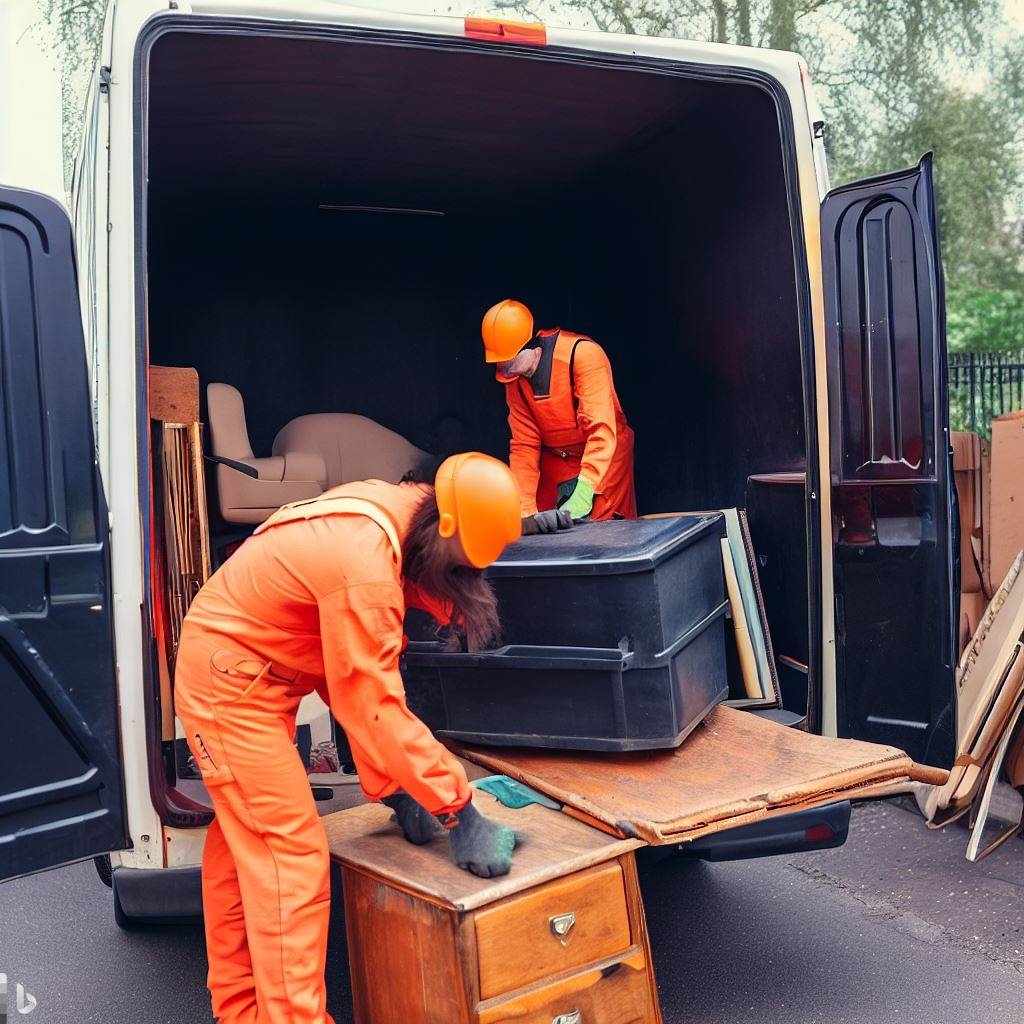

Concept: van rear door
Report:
left=0, top=185, right=127, bottom=881
left=821, top=154, right=957, bottom=767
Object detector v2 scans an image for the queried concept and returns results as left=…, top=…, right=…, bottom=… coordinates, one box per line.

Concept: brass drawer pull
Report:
left=552, top=1011, right=582, bottom=1024
left=549, top=912, right=576, bottom=940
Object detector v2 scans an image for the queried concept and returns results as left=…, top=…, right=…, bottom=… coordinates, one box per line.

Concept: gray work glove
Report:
left=521, top=509, right=574, bottom=536
left=382, top=790, right=444, bottom=845
left=439, top=800, right=517, bottom=878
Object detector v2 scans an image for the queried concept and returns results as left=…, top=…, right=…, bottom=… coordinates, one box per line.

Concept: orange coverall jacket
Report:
left=177, top=479, right=470, bottom=816
left=505, top=329, right=636, bottom=520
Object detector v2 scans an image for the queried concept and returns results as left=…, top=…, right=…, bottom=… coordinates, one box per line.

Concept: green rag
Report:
left=473, top=775, right=560, bottom=810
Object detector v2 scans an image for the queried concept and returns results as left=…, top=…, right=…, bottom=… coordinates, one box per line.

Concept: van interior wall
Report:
left=147, top=31, right=806, bottom=517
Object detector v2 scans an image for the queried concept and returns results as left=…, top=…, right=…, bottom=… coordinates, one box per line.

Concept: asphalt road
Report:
left=2, top=799, right=1022, bottom=1023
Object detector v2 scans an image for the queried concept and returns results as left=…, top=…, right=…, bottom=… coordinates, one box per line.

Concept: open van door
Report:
left=821, top=154, right=957, bottom=767
left=0, top=186, right=127, bottom=880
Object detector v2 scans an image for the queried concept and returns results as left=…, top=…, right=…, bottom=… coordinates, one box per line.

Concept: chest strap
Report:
left=253, top=495, right=402, bottom=571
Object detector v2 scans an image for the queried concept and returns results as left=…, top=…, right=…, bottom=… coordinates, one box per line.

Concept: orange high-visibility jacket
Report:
left=505, top=329, right=636, bottom=519
left=178, top=479, right=470, bottom=816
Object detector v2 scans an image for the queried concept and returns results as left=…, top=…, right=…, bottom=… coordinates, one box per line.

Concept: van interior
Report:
left=143, top=29, right=814, bottom=801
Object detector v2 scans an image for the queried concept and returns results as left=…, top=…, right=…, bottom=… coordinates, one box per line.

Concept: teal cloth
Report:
left=472, top=775, right=560, bottom=810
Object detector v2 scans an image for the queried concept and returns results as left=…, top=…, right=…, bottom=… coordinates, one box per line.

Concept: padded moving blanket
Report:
left=454, top=705, right=947, bottom=845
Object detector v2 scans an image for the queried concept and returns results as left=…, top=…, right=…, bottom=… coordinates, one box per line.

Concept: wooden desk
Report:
left=325, top=793, right=661, bottom=1024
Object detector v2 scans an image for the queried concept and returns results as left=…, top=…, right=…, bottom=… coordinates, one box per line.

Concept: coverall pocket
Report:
left=190, top=731, right=235, bottom=786
left=208, top=650, right=273, bottom=706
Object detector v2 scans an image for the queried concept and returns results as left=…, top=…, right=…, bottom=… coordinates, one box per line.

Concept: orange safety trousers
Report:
left=175, top=639, right=336, bottom=1024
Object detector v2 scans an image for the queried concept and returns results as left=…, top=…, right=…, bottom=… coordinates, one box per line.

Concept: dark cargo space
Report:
left=145, top=29, right=807, bottom=515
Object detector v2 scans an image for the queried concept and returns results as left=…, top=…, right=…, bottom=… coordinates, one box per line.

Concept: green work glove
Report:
left=382, top=790, right=444, bottom=845
left=440, top=800, right=517, bottom=878
left=561, top=477, right=595, bottom=521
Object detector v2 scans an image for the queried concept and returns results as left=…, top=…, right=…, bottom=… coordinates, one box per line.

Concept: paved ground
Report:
left=1, top=799, right=1022, bottom=1023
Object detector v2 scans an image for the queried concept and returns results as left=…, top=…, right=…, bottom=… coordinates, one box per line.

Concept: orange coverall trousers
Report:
left=174, top=480, right=470, bottom=1024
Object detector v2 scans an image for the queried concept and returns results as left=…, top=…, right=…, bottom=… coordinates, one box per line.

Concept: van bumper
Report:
left=112, top=865, right=203, bottom=923
left=678, top=801, right=851, bottom=861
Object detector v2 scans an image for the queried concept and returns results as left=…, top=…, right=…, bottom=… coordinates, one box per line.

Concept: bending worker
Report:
left=174, top=454, right=521, bottom=1024
left=482, top=299, right=637, bottom=521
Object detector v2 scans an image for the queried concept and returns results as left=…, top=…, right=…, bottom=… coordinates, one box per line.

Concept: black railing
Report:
left=948, top=351, right=1024, bottom=437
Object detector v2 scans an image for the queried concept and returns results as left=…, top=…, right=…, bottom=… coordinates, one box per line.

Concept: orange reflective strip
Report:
left=464, top=17, right=547, bottom=45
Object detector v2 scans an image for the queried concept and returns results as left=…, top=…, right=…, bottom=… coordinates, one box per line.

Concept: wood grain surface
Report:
left=342, top=867, right=473, bottom=1024
left=454, top=705, right=949, bottom=844
left=476, top=948, right=657, bottom=1024
left=474, top=861, right=631, bottom=999
left=323, top=792, right=640, bottom=911
left=149, top=365, right=200, bottom=423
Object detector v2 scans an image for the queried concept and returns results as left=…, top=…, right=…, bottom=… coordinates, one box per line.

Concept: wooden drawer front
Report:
left=478, top=949, right=654, bottom=1024
left=475, top=862, right=631, bottom=1000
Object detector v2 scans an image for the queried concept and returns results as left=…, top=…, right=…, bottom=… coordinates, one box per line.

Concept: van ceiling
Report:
left=149, top=31, right=716, bottom=205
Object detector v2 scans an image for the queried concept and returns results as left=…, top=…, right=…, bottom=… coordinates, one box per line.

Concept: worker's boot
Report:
left=382, top=790, right=444, bottom=845
left=440, top=801, right=516, bottom=878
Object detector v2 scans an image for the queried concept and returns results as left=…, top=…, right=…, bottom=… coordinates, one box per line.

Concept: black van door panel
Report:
left=0, top=186, right=127, bottom=880
left=821, top=155, right=957, bottom=767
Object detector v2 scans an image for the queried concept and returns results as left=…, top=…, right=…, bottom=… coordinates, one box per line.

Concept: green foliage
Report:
left=509, top=0, right=1024, bottom=353
left=32, top=0, right=107, bottom=191
left=947, top=285, right=1024, bottom=353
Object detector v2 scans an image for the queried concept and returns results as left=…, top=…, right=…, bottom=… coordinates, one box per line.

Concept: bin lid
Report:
left=488, top=514, right=723, bottom=577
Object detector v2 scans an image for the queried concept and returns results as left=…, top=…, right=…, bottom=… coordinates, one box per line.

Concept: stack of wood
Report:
left=149, top=366, right=211, bottom=740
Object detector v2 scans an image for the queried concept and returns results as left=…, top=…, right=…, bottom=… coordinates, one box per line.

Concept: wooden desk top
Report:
left=453, top=705, right=949, bottom=844
left=323, top=792, right=640, bottom=912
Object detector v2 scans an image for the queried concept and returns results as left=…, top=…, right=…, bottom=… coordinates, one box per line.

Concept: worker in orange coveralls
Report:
left=174, top=453, right=521, bottom=1024
left=482, top=299, right=637, bottom=524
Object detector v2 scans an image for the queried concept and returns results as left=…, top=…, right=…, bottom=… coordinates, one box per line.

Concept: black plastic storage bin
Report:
left=402, top=515, right=729, bottom=751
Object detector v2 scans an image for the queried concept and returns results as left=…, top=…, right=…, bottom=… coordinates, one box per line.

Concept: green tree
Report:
left=501, top=0, right=1024, bottom=352
left=31, top=0, right=107, bottom=190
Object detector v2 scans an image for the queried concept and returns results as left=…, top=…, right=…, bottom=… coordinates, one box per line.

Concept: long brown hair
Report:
left=403, top=493, right=501, bottom=652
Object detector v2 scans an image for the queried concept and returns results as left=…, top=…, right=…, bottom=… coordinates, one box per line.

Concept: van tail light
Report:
left=803, top=823, right=835, bottom=844
left=464, top=17, right=547, bottom=45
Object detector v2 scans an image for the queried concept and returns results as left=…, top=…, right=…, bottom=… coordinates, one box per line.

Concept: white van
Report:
left=0, top=1, right=956, bottom=923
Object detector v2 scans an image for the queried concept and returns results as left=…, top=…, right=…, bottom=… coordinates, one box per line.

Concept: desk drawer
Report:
left=475, top=862, right=631, bottom=1000
left=478, top=949, right=654, bottom=1024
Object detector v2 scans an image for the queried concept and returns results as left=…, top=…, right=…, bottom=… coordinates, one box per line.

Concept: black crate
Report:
left=402, top=515, right=729, bottom=751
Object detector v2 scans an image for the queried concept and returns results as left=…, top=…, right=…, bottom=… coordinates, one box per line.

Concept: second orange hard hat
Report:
left=434, top=452, right=522, bottom=569
left=481, top=299, right=534, bottom=364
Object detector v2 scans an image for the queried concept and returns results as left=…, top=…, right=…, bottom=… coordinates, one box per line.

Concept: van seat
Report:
left=207, top=382, right=324, bottom=524
left=207, top=384, right=433, bottom=525
left=272, top=413, right=431, bottom=490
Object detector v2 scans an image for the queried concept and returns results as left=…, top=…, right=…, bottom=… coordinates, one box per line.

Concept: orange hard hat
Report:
left=481, top=300, right=534, bottom=364
left=434, top=452, right=522, bottom=568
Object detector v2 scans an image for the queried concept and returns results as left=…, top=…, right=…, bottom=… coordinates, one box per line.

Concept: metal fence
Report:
left=948, top=352, right=1024, bottom=437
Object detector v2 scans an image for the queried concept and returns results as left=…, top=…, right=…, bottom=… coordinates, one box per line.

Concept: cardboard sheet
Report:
left=454, top=705, right=946, bottom=845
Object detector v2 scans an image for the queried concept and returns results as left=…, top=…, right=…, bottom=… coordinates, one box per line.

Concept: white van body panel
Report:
left=105, top=0, right=177, bottom=870
left=99, top=0, right=836, bottom=867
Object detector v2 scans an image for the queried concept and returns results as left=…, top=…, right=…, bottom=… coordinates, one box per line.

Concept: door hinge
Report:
left=99, top=67, right=111, bottom=93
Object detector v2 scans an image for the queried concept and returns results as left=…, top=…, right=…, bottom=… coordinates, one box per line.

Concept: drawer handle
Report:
left=552, top=1011, right=582, bottom=1024
left=549, top=911, right=576, bottom=941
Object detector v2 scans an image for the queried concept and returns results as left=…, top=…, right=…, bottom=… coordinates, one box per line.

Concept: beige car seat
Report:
left=207, top=383, right=324, bottom=524
left=207, top=384, right=433, bottom=525
left=272, top=413, right=432, bottom=490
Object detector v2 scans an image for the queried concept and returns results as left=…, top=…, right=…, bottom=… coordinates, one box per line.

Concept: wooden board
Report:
left=453, top=705, right=949, bottom=844
left=323, top=792, right=640, bottom=912
left=149, top=365, right=200, bottom=423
